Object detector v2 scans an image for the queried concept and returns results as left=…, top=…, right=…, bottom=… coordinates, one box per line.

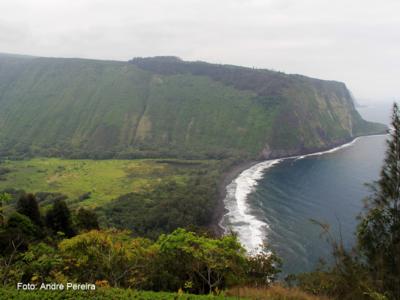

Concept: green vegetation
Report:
left=225, top=286, right=329, bottom=300
left=0, top=158, right=215, bottom=207
left=0, top=288, right=240, bottom=300
left=0, top=54, right=386, bottom=160
left=101, top=174, right=219, bottom=238
left=0, top=190, right=324, bottom=300
left=0, top=193, right=280, bottom=296
left=0, top=286, right=332, bottom=300
left=0, top=157, right=223, bottom=236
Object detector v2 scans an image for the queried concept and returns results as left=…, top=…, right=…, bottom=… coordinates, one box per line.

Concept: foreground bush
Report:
left=1, top=228, right=280, bottom=294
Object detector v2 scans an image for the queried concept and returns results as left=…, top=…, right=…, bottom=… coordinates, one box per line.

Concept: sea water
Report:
left=222, top=102, right=392, bottom=274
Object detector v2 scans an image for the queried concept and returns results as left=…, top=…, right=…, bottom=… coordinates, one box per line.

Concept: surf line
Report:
left=220, top=136, right=365, bottom=254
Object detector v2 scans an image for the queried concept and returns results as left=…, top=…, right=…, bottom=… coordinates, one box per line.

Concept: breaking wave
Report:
left=221, top=137, right=362, bottom=253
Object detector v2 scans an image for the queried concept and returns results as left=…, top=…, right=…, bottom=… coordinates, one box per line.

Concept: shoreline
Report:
left=211, top=160, right=259, bottom=235
left=213, top=133, right=388, bottom=236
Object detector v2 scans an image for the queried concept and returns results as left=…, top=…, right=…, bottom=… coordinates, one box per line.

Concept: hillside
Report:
left=0, top=54, right=386, bottom=159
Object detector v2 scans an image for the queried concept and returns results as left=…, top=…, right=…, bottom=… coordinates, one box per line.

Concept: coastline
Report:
left=212, top=160, right=259, bottom=235
left=213, top=133, right=388, bottom=237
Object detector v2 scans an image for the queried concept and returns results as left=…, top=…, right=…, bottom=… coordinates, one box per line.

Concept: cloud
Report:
left=0, top=0, right=399, bottom=100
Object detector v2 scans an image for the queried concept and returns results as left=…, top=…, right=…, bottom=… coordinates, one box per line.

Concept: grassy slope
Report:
left=0, top=55, right=274, bottom=159
left=0, top=158, right=213, bottom=207
left=226, top=285, right=330, bottom=300
left=0, top=54, right=385, bottom=160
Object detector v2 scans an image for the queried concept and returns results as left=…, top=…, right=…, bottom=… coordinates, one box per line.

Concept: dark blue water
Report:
left=248, top=134, right=387, bottom=274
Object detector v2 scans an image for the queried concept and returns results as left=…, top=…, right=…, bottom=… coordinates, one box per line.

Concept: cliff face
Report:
left=261, top=76, right=384, bottom=159
left=0, top=54, right=386, bottom=159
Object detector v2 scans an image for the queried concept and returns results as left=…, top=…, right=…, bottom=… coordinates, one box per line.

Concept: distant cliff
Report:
left=0, top=54, right=386, bottom=159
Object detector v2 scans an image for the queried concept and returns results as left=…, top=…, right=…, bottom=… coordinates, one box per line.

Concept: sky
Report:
left=0, top=0, right=399, bottom=102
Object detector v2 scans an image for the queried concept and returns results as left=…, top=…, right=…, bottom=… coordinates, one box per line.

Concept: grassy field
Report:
left=0, top=288, right=241, bottom=300
left=0, top=286, right=331, bottom=300
left=0, top=158, right=211, bottom=207
left=226, top=286, right=330, bottom=300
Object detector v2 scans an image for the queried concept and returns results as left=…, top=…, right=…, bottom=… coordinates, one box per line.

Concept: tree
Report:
left=59, top=230, right=153, bottom=287
left=16, top=193, right=42, bottom=226
left=0, top=212, right=38, bottom=254
left=245, top=248, right=281, bottom=287
left=45, top=199, right=75, bottom=237
left=0, top=192, right=11, bottom=226
left=75, top=208, right=99, bottom=231
left=156, top=228, right=247, bottom=293
left=357, top=102, right=400, bottom=299
left=20, top=242, right=63, bottom=284
left=0, top=213, right=37, bottom=285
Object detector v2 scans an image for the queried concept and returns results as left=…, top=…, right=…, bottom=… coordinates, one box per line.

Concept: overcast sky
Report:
left=0, top=0, right=399, bottom=101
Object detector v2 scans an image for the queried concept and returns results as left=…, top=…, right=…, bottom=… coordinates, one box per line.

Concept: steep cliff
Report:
left=0, top=54, right=386, bottom=159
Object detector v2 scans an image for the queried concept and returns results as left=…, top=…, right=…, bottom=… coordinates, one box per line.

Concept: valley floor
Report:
left=0, top=158, right=216, bottom=208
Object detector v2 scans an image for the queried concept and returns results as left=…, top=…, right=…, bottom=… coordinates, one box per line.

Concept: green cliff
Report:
left=0, top=54, right=386, bottom=159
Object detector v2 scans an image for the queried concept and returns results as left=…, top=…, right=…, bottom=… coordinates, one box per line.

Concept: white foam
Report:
left=221, top=160, right=281, bottom=253
left=294, top=138, right=359, bottom=161
left=221, top=136, right=372, bottom=254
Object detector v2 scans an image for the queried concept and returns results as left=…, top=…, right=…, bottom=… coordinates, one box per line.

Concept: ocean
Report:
left=221, top=102, right=392, bottom=275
